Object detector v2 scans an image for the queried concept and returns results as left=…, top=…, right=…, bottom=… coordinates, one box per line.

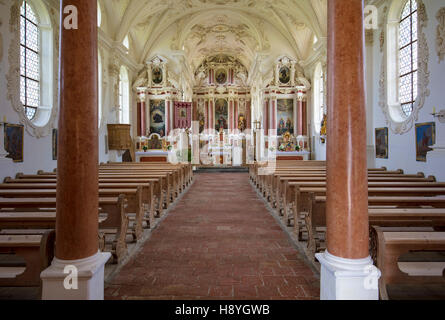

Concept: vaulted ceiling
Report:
left=99, top=0, right=328, bottom=71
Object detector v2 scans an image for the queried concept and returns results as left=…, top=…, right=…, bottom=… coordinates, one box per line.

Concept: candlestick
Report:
left=433, top=107, right=436, bottom=114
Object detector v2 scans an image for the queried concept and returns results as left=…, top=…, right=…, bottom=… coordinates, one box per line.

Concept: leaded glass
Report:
left=20, top=0, right=40, bottom=120
left=399, top=0, right=418, bottom=117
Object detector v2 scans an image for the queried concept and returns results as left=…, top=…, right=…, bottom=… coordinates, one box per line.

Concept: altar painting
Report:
left=150, top=100, right=166, bottom=137
left=215, top=99, right=228, bottom=132
left=277, top=99, right=294, bottom=136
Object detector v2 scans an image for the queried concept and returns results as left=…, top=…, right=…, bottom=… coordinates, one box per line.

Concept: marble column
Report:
left=209, top=99, right=214, bottom=131
left=315, top=0, right=380, bottom=300
left=205, top=100, right=209, bottom=130
left=263, top=99, right=269, bottom=135
left=246, top=99, right=252, bottom=129
left=297, top=98, right=304, bottom=136
left=41, top=0, right=110, bottom=300
left=137, top=90, right=147, bottom=137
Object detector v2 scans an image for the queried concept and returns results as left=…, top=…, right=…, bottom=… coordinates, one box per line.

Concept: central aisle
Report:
left=105, top=173, right=320, bottom=300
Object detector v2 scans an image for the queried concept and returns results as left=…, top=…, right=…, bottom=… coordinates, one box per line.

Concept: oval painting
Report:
left=152, top=66, right=163, bottom=84
left=279, top=66, right=291, bottom=84
left=215, top=68, right=227, bottom=84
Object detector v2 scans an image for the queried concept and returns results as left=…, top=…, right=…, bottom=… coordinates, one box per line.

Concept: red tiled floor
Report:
left=104, top=173, right=320, bottom=300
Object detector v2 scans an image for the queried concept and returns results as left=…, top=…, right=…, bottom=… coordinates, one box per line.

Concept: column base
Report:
left=41, top=251, right=111, bottom=300
left=316, top=250, right=381, bottom=300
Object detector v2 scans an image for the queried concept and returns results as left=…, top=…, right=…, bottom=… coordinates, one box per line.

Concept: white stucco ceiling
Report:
left=99, top=0, right=328, bottom=70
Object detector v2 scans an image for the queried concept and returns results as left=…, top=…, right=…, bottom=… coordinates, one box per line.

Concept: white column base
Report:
left=41, top=251, right=111, bottom=300
left=316, top=250, right=381, bottom=300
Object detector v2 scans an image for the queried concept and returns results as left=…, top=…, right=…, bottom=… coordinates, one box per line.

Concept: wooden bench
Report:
left=0, top=196, right=129, bottom=263
left=371, top=227, right=445, bottom=300
left=304, top=195, right=445, bottom=259
left=8, top=175, right=167, bottom=214
left=0, top=230, right=55, bottom=287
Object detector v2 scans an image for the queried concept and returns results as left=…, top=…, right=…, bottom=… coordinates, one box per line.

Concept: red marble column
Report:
left=302, top=99, right=307, bottom=136
left=56, top=0, right=98, bottom=260
left=205, top=100, right=209, bottom=130
left=297, top=99, right=304, bottom=136
left=326, top=0, right=369, bottom=260
left=246, top=99, right=251, bottom=129
left=263, top=99, right=269, bottom=134
left=234, top=100, right=238, bottom=130
left=209, top=99, right=214, bottom=130
left=270, top=99, right=276, bottom=130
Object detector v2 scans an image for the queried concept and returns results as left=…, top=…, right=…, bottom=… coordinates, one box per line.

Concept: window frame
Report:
left=20, top=0, right=41, bottom=121
left=380, top=0, right=429, bottom=135
left=398, top=0, right=418, bottom=118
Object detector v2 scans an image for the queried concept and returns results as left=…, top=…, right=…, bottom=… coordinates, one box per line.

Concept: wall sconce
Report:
left=431, top=107, right=445, bottom=124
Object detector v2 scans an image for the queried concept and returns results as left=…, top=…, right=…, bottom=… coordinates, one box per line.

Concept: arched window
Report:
left=313, top=63, right=324, bottom=132
left=119, top=66, right=130, bottom=124
left=17, top=0, right=54, bottom=131
left=20, top=0, right=40, bottom=120
left=398, top=0, right=418, bottom=117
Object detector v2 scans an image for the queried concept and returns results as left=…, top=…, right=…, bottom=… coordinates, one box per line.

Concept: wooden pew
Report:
left=304, top=195, right=445, bottom=259
left=0, top=230, right=55, bottom=287
left=371, top=227, right=445, bottom=300
left=274, top=176, right=438, bottom=224
left=0, top=187, right=148, bottom=241
left=7, top=175, right=167, bottom=214
left=0, top=196, right=129, bottom=263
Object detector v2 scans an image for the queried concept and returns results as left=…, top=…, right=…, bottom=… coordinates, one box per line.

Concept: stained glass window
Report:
left=399, top=0, right=417, bottom=117
left=20, top=0, right=40, bottom=120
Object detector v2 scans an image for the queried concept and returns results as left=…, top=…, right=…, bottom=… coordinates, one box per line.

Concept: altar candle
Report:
left=2, top=116, right=6, bottom=123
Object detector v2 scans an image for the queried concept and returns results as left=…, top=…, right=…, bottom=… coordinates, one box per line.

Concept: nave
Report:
left=104, top=172, right=319, bottom=300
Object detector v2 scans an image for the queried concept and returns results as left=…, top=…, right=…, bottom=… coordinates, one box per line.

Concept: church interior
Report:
left=0, top=0, right=444, bottom=301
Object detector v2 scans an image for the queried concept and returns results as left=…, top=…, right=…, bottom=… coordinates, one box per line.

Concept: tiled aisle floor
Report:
left=105, top=173, right=320, bottom=300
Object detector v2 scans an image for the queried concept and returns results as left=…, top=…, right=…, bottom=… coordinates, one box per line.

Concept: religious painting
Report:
left=277, top=99, right=294, bottom=136
left=4, top=124, right=24, bottom=162
left=152, top=66, right=163, bottom=85
left=215, top=68, right=227, bottom=84
left=215, top=98, right=228, bottom=132
left=375, top=127, right=388, bottom=159
left=52, top=129, right=58, bottom=161
left=238, top=114, right=247, bottom=132
left=279, top=66, right=291, bottom=84
left=198, top=110, right=205, bottom=133
left=415, top=122, right=436, bottom=162
left=150, top=100, right=166, bottom=137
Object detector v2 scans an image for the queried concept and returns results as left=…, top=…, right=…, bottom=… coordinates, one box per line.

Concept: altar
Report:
left=135, top=150, right=173, bottom=163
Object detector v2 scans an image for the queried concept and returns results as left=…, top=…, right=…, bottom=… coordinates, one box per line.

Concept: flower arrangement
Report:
left=142, top=146, right=148, bottom=152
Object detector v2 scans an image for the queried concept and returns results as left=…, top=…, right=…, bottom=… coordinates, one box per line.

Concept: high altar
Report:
left=132, top=54, right=311, bottom=165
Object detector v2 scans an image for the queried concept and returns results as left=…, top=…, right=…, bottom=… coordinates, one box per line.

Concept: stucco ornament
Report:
left=436, top=8, right=445, bottom=63
left=6, top=0, right=59, bottom=138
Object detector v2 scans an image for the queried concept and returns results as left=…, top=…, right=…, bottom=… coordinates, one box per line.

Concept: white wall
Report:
left=371, top=0, right=445, bottom=179
left=0, top=1, right=57, bottom=181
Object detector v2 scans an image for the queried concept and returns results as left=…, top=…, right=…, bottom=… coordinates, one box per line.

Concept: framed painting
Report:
left=215, top=68, right=227, bottom=84
left=150, top=100, right=166, bottom=137
left=375, top=127, right=388, bottom=159
left=279, top=66, right=291, bottom=84
left=277, top=99, right=294, bottom=136
left=4, top=123, right=24, bottom=163
left=415, top=122, right=435, bottom=162
left=52, top=129, right=58, bottom=160
left=152, top=66, right=163, bottom=85
left=215, top=98, right=228, bottom=132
